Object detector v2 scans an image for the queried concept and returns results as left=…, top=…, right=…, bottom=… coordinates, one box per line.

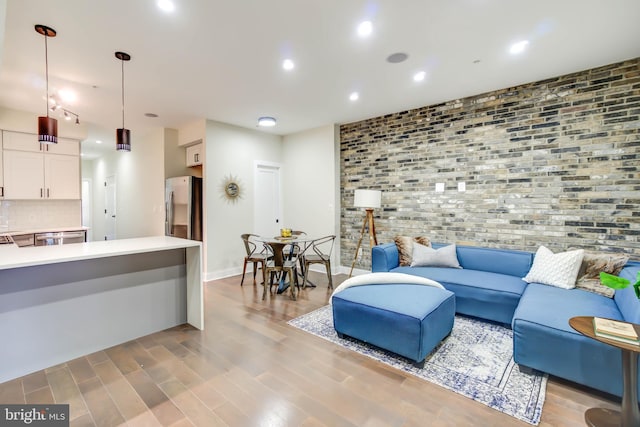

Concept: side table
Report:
left=569, top=316, right=640, bottom=427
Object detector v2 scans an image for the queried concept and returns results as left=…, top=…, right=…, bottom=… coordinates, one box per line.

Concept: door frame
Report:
left=104, top=175, right=116, bottom=240
left=253, top=161, right=283, bottom=236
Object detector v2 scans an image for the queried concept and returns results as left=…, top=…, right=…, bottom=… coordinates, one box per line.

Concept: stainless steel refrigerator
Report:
left=165, top=176, right=203, bottom=241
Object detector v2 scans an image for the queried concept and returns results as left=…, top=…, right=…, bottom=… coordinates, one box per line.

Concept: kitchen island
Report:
left=0, top=236, right=203, bottom=383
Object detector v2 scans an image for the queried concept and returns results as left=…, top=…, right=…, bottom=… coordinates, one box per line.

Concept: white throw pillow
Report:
left=411, top=243, right=462, bottom=268
left=523, top=246, right=584, bottom=289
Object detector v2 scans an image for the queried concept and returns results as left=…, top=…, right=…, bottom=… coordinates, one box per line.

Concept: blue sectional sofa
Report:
left=372, top=242, right=640, bottom=399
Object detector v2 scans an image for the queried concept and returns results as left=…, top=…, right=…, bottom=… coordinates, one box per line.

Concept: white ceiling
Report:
left=0, top=0, right=639, bottom=157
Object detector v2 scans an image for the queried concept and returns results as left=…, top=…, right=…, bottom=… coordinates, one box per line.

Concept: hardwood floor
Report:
left=0, top=271, right=621, bottom=426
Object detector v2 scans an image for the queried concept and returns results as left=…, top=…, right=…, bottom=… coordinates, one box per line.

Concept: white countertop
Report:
left=0, top=236, right=201, bottom=270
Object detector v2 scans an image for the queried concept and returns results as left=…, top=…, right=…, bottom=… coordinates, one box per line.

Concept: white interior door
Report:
left=104, top=175, right=116, bottom=240
left=81, top=179, right=92, bottom=241
left=254, top=163, right=282, bottom=237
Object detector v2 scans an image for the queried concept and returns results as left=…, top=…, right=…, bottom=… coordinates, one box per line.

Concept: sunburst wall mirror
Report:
left=221, top=174, right=242, bottom=203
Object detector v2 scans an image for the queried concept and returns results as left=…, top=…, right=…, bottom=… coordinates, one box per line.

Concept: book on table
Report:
left=593, top=317, right=639, bottom=344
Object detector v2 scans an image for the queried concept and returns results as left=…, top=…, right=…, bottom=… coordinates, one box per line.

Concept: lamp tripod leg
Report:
left=349, top=214, right=369, bottom=277
left=367, top=209, right=377, bottom=248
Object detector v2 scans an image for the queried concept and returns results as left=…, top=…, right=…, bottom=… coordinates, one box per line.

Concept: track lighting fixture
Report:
left=61, top=108, right=80, bottom=125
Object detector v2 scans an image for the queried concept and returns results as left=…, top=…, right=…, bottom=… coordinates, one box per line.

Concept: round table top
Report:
left=569, top=316, right=640, bottom=353
left=257, top=235, right=316, bottom=244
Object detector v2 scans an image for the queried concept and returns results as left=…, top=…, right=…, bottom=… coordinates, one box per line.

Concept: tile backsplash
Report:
left=0, top=200, right=82, bottom=232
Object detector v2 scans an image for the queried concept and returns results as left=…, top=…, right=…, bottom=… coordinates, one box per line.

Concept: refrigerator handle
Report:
left=166, top=191, right=174, bottom=236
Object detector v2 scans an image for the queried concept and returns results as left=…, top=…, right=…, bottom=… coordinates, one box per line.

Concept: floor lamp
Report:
left=349, top=189, right=382, bottom=277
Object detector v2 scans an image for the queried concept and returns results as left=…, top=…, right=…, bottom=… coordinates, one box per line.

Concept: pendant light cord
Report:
left=44, top=33, right=50, bottom=118
left=121, top=59, right=125, bottom=128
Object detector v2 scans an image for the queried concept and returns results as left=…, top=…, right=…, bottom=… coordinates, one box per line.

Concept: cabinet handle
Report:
left=0, top=187, right=3, bottom=197
left=40, top=188, right=43, bottom=198
left=195, top=153, right=199, bottom=163
left=47, top=188, right=50, bottom=198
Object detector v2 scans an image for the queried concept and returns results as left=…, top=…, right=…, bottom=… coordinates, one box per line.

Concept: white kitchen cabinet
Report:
left=186, top=143, right=203, bottom=166
left=3, top=150, right=44, bottom=199
left=2, top=130, right=41, bottom=152
left=2, top=131, right=79, bottom=155
left=3, top=150, right=79, bottom=200
left=47, top=137, right=80, bottom=155
left=44, top=154, right=80, bottom=199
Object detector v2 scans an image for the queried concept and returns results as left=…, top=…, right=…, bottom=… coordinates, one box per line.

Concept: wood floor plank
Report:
left=67, top=357, right=97, bottom=384
left=258, top=372, right=358, bottom=427
left=21, top=370, right=48, bottom=394
left=85, top=351, right=109, bottom=366
left=69, top=413, right=95, bottom=427
left=158, top=378, right=227, bottom=427
left=46, top=367, right=89, bottom=421
left=77, top=376, right=125, bottom=427
left=93, top=360, right=150, bottom=423
left=105, top=343, right=142, bottom=376
left=189, top=382, right=228, bottom=411
left=25, top=386, right=54, bottom=404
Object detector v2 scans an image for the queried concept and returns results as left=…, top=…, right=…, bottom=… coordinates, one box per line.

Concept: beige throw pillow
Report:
left=394, top=236, right=431, bottom=266
left=573, top=250, right=629, bottom=298
left=523, top=246, right=584, bottom=289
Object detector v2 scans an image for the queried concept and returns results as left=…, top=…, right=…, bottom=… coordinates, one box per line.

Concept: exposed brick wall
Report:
left=340, top=58, right=640, bottom=269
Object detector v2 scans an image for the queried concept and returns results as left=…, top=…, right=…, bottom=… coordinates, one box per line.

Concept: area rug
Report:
left=288, top=305, right=547, bottom=425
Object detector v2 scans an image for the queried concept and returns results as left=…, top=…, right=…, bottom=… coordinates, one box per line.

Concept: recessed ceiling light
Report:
left=157, top=0, right=175, bottom=13
left=413, top=71, right=427, bottom=82
left=386, top=52, right=408, bottom=64
left=257, top=116, right=276, bottom=127
left=357, top=21, right=372, bottom=37
left=95, top=140, right=102, bottom=144
left=349, top=92, right=359, bottom=101
left=509, top=40, right=529, bottom=55
left=282, top=59, right=295, bottom=71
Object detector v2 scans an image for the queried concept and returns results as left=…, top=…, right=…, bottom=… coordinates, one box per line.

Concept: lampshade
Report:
left=354, top=189, right=381, bottom=209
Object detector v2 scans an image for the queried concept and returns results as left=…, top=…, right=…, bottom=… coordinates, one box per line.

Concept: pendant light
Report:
left=115, top=51, right=131, bottom=151
left=35, top=24, right=58, bottom=144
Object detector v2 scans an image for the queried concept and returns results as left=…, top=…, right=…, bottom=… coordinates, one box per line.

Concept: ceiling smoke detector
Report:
left=386, top=52, right=408, bottom=64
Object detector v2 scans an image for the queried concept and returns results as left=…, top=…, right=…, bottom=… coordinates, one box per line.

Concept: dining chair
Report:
left=287, top=230, right=307, bottom=273
left=302, top=235, right=336, bottom=290
left=263, top=241, right=300, bottom=300
left=240, top=233, right=269, bottom=286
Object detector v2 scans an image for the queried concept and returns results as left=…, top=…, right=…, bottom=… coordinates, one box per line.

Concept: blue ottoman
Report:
left=332, top=283, right=455, bottom=367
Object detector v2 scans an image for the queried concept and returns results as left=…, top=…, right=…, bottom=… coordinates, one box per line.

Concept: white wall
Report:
left=164, top=128, right=201, bottom=179
left=202, top=121, right=342, bottom=280
left=204, top=120, right=282, bottom=279
left=282, top=125, right=341, bottom=271
left=84, top=128, right=165, bottom=241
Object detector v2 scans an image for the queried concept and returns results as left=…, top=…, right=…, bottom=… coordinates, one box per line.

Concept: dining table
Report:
left=257, top=234, right=316, bottom=293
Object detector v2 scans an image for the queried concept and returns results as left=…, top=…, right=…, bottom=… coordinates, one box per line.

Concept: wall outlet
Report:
left=357, top=247, right=363, bottom=260
left=458, top=182, right=466, bottom=192
left=435, top=182, right=445, bottom=192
